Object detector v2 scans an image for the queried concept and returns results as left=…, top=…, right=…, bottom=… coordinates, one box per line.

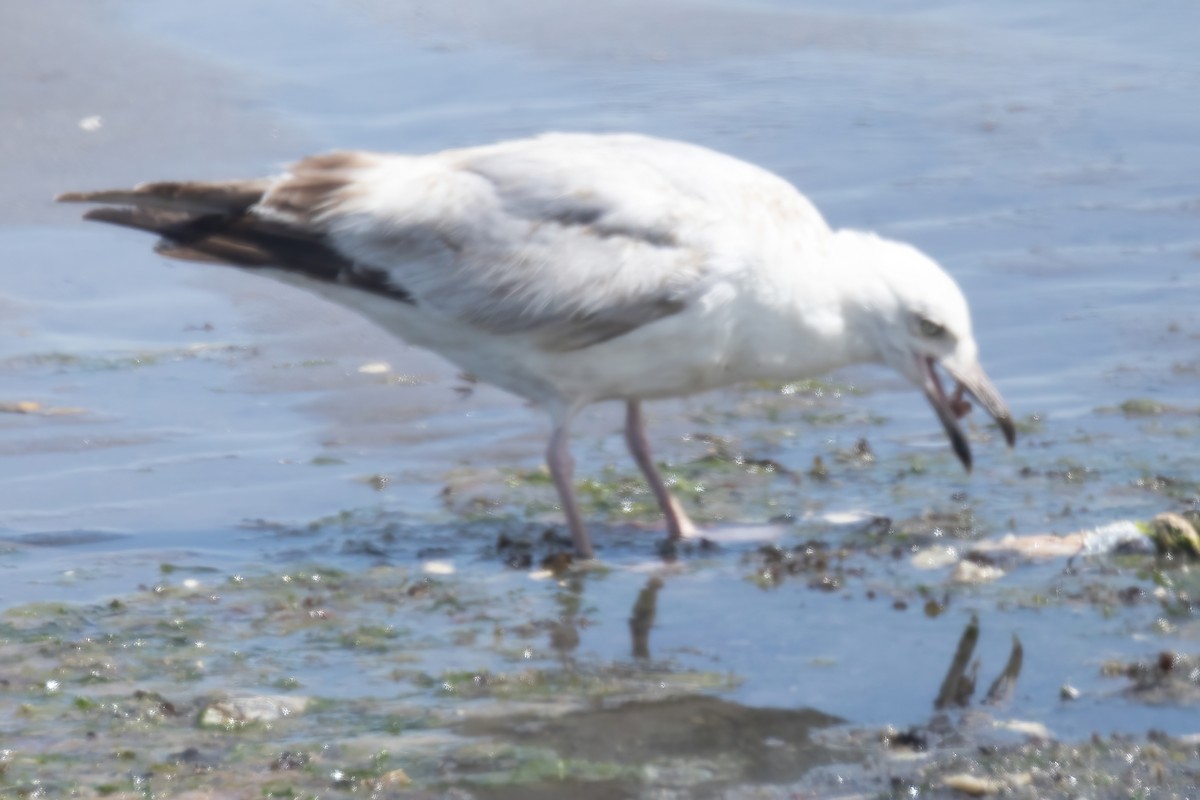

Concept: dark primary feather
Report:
left=58, top=179, right=271, bottom=215
left=58, top=173, right=414, bottom=304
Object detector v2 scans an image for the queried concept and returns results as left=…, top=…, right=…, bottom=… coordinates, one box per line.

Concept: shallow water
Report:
left=2, top=0, right=1199, bottom=792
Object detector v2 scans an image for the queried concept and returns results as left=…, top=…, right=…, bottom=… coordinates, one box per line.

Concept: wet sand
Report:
left=0, top=0, right=300, bottom=226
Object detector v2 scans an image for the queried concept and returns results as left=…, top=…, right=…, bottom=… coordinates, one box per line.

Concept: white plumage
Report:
left=60, top=132, right=1015, bottom=559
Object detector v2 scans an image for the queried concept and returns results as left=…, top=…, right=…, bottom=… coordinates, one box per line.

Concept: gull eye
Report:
left=918, top=317, right=946, bottom=338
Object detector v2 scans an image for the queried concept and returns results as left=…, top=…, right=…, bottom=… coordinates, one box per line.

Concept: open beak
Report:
left=921, top=356, right=1015, bottom=472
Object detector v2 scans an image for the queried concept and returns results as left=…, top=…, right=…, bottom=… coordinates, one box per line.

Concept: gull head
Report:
left=836, top=231, right=1016, bottom=471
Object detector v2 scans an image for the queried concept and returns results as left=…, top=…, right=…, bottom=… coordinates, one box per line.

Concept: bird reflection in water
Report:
left=543, top=573, right=668, bottom=663
left=629, top=577, right=665, bottom=660
left=547, top=573, right=585, bottom=664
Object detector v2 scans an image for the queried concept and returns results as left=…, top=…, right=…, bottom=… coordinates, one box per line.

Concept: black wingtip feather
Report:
left=60, top=177, right=416, bottom=307
left=82, top=206, right=195, bottom=233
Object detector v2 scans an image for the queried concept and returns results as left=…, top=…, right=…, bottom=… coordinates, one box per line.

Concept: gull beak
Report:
left=921, top=356, right=1015, bottom=472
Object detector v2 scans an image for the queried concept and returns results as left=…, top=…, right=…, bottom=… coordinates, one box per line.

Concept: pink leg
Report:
left=624, top=400, right=700, bottom=541
left=547, top=422, right=595, bottom=559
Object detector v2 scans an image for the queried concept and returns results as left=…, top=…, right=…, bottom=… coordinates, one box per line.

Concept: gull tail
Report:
left=57, top=179, right=272, bottom=216
left=56, top=179, right=352, bottom=278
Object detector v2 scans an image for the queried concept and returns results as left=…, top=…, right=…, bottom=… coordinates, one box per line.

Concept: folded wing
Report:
left=61, top=135, right=761, bottom=350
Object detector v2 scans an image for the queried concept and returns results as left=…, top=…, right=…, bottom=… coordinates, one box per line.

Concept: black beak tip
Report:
left=950, top=431, right=973, bottom=473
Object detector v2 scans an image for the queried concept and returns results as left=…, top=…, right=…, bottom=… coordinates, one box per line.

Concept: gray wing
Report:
left=61, top=135, right=817, bottom=352
left=275, top=136, right=724, bottom=351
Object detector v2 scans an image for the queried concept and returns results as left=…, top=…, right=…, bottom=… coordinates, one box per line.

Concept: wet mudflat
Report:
left=2, top=0, right=1199, bottom=797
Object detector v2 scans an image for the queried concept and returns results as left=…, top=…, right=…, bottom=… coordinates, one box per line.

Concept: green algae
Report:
left=1, top=533, right=1199, bottom=798
left=0, top=561, right=758, bottom=798
left=494, top=442, right=791, bottom=529
left=1120, top=398, right=1171, bottom=416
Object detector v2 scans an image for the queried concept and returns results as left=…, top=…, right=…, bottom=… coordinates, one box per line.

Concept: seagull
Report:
left=58, top=132, right=1015, bottom=559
